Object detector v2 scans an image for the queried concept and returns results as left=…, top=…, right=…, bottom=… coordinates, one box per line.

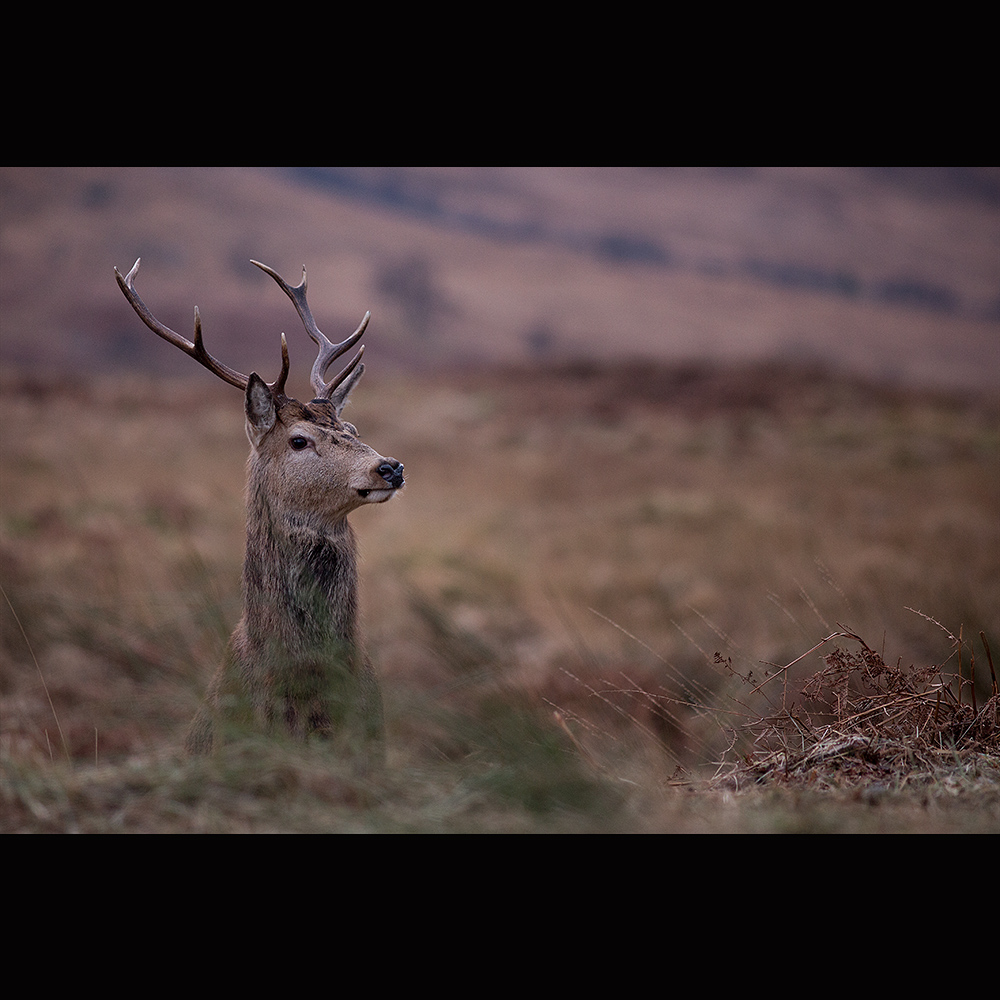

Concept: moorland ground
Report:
left=1, top=361, right=998, bottom=832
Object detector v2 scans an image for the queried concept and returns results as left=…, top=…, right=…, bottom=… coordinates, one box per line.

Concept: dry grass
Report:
left=710, top=622, right=999, bottom=789
left=2, top=361, right=998, bottom=832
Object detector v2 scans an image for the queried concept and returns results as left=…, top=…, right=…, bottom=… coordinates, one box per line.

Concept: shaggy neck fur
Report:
left=241, top=471, right=359, bottom=657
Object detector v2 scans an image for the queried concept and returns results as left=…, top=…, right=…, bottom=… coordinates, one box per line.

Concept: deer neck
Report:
left=242, top=476, right=359, bottom=651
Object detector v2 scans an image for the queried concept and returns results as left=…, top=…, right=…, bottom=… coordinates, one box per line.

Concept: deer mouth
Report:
left=377, top=461, right=404, bottom=490
left=357, top=460, right=403, bottom=501
left=356, top=487, right=398, bottom=503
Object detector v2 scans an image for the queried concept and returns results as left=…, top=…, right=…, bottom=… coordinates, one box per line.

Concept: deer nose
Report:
left=378, top=460, right=404, bottom=489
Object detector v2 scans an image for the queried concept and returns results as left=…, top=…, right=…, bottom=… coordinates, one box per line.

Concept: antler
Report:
left=250, top=260, right=367, bottom=404
left=114, top=258, right=290, bottom=395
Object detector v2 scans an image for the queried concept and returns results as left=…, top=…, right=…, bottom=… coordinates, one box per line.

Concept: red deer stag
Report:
left=114, top=258, right=403, bottom=767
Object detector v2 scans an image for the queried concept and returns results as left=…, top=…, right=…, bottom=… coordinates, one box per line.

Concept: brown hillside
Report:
left=2, top=167, right=997, bottom=393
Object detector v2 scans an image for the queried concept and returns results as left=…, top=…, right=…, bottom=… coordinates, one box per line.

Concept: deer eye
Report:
left=289, top=436, right=310, bottom=451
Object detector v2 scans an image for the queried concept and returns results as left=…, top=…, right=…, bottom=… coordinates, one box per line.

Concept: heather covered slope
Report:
left=3, top=167, right=997, bottom=389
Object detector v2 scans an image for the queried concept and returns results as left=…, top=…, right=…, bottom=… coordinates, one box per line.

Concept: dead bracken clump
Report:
left=713, top=620, right=999, bottom=791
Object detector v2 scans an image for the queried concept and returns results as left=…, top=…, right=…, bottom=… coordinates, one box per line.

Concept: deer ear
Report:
left=245, top=373, right=277, bottom=447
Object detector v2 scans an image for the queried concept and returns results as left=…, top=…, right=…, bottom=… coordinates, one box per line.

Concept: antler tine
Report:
left=251, top=260, right=367, bottom=399
left=115, top=258, right=290, bottom=395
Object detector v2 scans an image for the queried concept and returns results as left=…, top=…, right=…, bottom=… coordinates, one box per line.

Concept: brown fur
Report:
left=185, top=382, right=402, bottom=767
left=115, top=257, right=402, bottom=769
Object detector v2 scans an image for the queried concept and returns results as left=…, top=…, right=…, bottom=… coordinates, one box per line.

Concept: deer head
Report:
left=114, top=258, right=404, bottom=527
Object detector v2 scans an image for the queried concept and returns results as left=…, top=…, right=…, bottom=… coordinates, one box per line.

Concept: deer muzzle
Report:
left=377, top=460, right=405, bottom=490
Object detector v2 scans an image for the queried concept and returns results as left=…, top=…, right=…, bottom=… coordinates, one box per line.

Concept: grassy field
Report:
left=1, top=361, right=998, bottom=832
